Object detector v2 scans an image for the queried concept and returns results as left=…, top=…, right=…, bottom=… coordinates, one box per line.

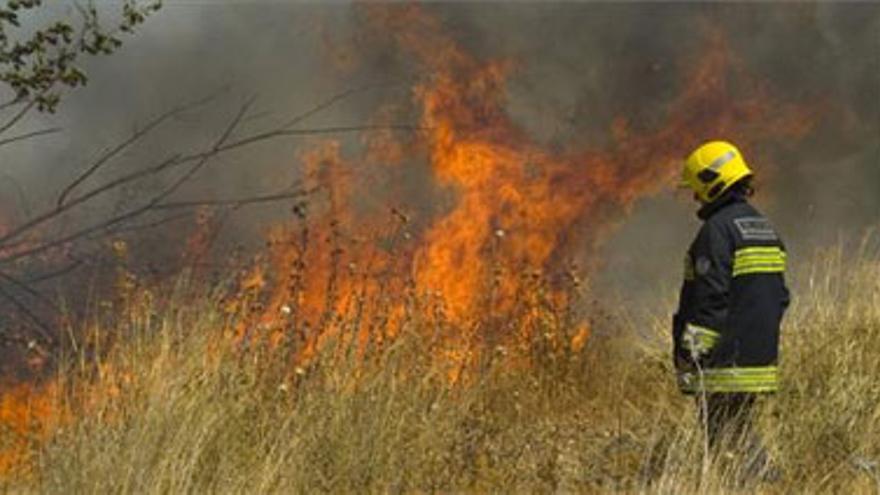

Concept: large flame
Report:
left=229, top=5, right=816, bottom=373
left=0, top=4, right=819, bottom=477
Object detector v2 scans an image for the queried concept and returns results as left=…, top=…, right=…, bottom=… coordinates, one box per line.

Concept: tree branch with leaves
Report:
left=0, top=0, right=161, bottom=121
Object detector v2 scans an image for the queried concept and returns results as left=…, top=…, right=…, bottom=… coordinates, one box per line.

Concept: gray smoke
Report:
left=2, top=2, right=878, bottom=309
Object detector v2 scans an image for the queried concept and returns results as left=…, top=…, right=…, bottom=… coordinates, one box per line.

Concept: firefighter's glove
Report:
left=681, top=323, right=720, bottom=361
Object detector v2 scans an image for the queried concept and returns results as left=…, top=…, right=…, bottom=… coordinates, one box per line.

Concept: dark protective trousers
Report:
left=700, top=393, right=756, bottom=447
left=698, top=393, right=777, bottom=482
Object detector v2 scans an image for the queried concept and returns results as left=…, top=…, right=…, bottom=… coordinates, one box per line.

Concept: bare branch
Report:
left=152, top=187, right=316, bottom=212
left=0, top=270, right=59, bottom=312
left=0, top=98, right=38, bottom=136
left=0, top=283, right=55, bottom=345
left=0, top=98, right=255, bottom=265
left=148, top=96, right=258, bottom=206
left=26, top=259, right=86, bottom=285
left=97, top=211, right=192, bottom=237
left=0, top=127, right=62, bottom=148
left=0, top=85, right=419, bottom=257
left=0, top=153, right=181, bottom=249
left=3, top=185, right=315, bottom=269
left=56, top=91, right=223, bottom=208
left=0, top=120, right=417, bottom=252
left=0, top=97, right=27, bottom=112
left=280, top=81, right=405, bottom=129
left=0, top=194, right=169, bottom=265
left=191, top=124, right=424, bottom=159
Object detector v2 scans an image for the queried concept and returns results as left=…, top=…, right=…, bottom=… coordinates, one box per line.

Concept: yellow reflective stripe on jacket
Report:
left=682, top=323, right=720, bottom=356
left=733, top=247, right=786, bottom=277
left=679, top=366, right=778, bottom=393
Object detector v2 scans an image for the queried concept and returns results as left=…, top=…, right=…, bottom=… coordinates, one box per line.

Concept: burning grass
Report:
left=0, top=235, right=873, bottom=493
left=0, top=5, right=862, bottom=492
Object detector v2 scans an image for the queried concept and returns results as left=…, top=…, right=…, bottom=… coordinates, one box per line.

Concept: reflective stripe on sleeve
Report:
left=732, top=247, right=786, bottom=277
left=678, top=366, right=778, bottom=393
left=682, top=323, right=720, bottom=357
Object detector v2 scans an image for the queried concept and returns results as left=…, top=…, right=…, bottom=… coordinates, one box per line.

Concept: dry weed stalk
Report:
left=0, top=236, right=873, bottom=493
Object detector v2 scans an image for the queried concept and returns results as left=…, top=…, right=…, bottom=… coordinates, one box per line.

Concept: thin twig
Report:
left=148, top=96, right=257, bottom=207
left=152, top=187, right=316, bottom=211
left=0, top=99, right=253, bottom=265
left=0, top=98, right=38, bottom=136
left=0, top=97, right=27, bottom=112
left=281, top=82, right=403, bottom=129
left=0, top=270, right=59, bottom=311
left=26, top=259, right=86, bottom=284
left=98, top=211, right=192, bottom=237
left=0, top=127, right=62, bottom=148
left=0, top=283, right=55, bottom=344
left=56, top=92, right=221, bottom=208
left=0, top=89, right=418, bottom=251
left=0, top=153, right=181, bottom=249
left=168, top=124, right=423, bottom=168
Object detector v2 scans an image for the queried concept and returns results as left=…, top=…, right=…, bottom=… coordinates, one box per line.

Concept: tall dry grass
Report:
left=5, top=236, right=879, bottom=493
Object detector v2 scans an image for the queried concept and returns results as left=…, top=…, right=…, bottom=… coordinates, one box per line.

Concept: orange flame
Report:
left=0, top=5, right=823, bottom=480
left=0, top=382, right=59, bottom=477
left=228, top=5, right=817, bottom=378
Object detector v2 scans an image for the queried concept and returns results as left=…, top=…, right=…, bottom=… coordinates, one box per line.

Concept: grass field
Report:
left=3, top=236, right=879, bottom=493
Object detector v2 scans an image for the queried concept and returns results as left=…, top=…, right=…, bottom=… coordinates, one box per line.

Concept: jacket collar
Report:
left=697, top=188, right=747, bottom=220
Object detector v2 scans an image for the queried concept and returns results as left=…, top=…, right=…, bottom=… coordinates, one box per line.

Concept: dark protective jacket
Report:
left=673, top=189, right=790, bottom=394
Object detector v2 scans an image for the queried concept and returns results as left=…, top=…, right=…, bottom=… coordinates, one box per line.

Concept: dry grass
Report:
left=4, top=237, right=879, bottom=493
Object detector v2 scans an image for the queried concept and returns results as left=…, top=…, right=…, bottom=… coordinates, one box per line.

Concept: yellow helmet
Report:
left=681, top=140, right=753, bottom=203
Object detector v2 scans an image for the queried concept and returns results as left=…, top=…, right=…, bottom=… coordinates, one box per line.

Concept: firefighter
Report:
left=673, top=140, right=790, bottom=470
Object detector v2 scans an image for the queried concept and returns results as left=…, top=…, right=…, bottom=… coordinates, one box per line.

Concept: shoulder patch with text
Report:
left=733, top=217, right=778, bottom=241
